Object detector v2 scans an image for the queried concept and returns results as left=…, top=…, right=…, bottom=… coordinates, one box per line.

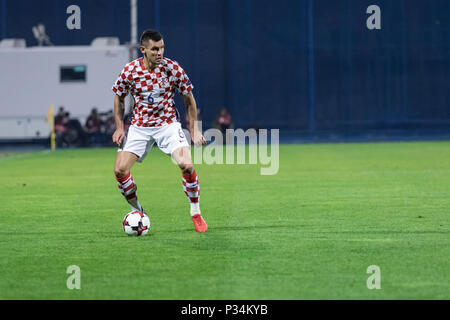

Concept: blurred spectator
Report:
left=55, top=111, right=87, bottom=148
left=54, top=107, right=135, bottom=148
left=85, top=108, right=104, bottom=146
left=54, top=106, right=66, bottom=128
left=66, top=112, right=88, bottom=147
left=103, top=109, right=116, bottom=146
left=55, top=110, right=69, bottom=148
left=215, top=108, right=233, bottom=134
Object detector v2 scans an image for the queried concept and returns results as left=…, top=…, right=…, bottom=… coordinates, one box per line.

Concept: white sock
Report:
left=190, top=203, right=201, bottom=216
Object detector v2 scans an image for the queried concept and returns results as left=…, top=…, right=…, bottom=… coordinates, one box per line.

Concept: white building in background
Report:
left=0, top=44, right=131, bottom=139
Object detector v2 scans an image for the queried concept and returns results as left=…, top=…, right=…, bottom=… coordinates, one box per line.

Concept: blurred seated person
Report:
left=85, top=108, right=104, bottom=146
left=54, top=110, right=69, bottom=148
left=67, top=112, right=89, bottom=147
left=54, top=112, right=88, bottom=148
left=103, top=109, right=117, bottom=147
left=103, top=110, right=115, bottom=133
left=215, top=108, right=233, bottom=134
left=54, top=106, right=66, bottom=128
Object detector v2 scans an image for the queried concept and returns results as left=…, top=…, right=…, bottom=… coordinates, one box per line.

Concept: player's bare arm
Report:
left=183, top=91, right=206, bottom=147
left=112, top=94, right=125, bottom=146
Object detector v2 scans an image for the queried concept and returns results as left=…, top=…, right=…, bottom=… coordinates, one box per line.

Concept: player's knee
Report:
left=178, top=161, right=194, bottom=174
left=114, top=165, right=129, bottom=178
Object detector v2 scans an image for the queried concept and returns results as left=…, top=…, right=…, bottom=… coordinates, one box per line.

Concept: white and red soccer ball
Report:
left=123, top=211, right=150, bottom=236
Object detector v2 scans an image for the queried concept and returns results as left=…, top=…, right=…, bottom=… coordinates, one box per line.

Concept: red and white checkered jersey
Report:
left=112, top=57, right=193, bottom=127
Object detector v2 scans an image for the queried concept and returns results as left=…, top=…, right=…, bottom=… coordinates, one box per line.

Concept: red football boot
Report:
left=192, top=214, right=208, bottom=233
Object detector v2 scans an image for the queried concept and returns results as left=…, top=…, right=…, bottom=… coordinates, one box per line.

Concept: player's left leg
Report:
left=172, top=146, right=207, bottom=233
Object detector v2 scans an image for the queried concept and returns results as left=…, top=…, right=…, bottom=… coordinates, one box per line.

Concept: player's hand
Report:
left=112, top=128, right=125, bottom=147
left=192, top=129, right=206, bottom=147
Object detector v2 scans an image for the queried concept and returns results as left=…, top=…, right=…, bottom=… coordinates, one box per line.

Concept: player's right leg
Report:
left=114, top=151, right=144, bottom=212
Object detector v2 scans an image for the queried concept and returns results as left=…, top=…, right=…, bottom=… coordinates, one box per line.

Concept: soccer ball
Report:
left=123, top=211, right=150, bottom=236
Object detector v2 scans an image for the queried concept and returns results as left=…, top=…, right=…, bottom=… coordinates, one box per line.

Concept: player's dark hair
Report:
left=140, top=29, right=163, bottom=46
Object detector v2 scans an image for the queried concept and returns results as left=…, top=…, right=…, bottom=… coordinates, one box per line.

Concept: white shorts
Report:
left=119, top=122, right=190, bottom=162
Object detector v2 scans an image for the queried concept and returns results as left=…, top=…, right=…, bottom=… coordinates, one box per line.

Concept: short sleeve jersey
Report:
left=112, top=57, right=193, bottom=127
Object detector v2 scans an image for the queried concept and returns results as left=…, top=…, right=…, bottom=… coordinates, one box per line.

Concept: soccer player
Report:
left=111, top=29, right=207, bottom=233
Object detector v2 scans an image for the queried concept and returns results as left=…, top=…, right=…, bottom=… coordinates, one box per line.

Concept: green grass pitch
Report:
left=0, top=141, right=449, bottom=299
